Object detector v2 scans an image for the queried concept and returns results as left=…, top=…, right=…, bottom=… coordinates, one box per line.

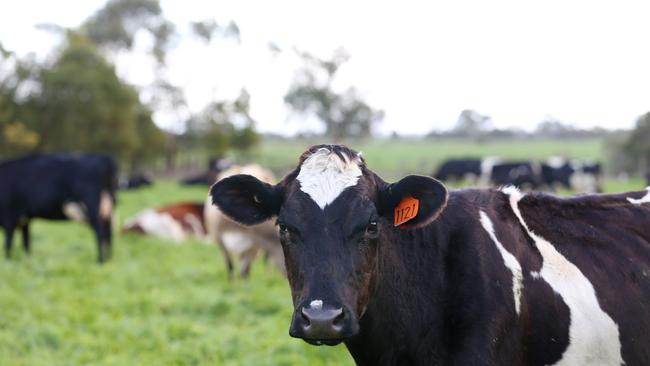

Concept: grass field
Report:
left=0, top=138, right=645, bottom=366
left=0, top=182, right=353, bottom=366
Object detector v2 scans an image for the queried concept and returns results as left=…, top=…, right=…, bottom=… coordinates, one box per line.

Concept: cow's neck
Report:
left=345, top=218, right=459, bottom=365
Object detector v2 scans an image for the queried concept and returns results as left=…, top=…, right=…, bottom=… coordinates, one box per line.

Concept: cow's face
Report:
left=210, top=145, right=448, bottom=346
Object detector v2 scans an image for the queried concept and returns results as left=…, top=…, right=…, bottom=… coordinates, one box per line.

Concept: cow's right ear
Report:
left=210, top=174, right=282, bottom=225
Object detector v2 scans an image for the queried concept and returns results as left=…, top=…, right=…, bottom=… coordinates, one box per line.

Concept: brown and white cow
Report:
left=123, top=202, right=205, bottom=242
left=205, top=164, right=284, bottom=279
left=210, top=144, right=650, bottom=365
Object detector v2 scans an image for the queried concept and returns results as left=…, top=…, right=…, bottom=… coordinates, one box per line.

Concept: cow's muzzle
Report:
left=289, top=301, right=359, bottom=346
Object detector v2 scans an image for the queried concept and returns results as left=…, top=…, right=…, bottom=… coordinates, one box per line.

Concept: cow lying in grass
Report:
left=123, top=202, right=205, bottom=242
left=205, top=164, right=285, bottom=279
left=210, top=144, right=650, bottom=365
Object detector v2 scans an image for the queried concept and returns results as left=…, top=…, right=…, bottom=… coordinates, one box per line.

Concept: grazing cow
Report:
left=0, top=153, right=117, bottom=262
left=541, top=157, right=574, bottom=190
left=434, top=157, right=502, bottom=186
left=646, top=172, right=650, bottom=187
left=433, top=158, right=481, bottom=182
left=118, top=174, right=153, bottom=190
left=205, top=164, right=284, bottom=279
left=491, top=161, right=542, bottom=188
left=210, top=144, right=650, bottom=365
left=541, top=158, right=603, bottom=193
left=570, top=160, right=603, bottom=193
left=123, top=202, right=205, bottom=242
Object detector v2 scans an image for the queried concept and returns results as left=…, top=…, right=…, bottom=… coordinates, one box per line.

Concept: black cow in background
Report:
left=0, top=153, right=117, bottom=263
left=118, top=174, right=153, bottom=190
left=646, top=172, right=650, bottom=187
left=433, top=158, right=482, bottom=182
left=490, top=161, right=542, bottom=188
left=541, top=158, right=574, bottom=190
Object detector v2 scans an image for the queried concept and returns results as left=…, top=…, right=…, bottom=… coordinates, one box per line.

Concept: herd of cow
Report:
left=1, top=146, right=649, bottom=365
left=434, top=156, right=603, bottom=193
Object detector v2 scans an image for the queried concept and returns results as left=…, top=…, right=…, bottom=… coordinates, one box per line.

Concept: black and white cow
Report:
left=434, top=157, right=502, bottom=186
left=542, top=158, right=603, bottom=193
left=433, top=158, right=482, bottom=182
left=490, top=161, right=542, bottom=189
left=0, top=153, right=117, bottom=262
left=211, top=144, right=650, bottom=365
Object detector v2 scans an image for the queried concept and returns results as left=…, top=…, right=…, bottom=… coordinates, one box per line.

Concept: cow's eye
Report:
left=278, top=223, right=288, bottom=234
left=366, top=221, right=378, bottom=236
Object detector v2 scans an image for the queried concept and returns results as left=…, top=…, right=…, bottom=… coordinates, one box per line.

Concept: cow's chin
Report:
left=302, top=338, right=345, bottom=346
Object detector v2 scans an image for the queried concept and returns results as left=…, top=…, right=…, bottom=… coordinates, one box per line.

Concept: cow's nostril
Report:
left=300, top=307, right=312, bottom=326
left=333, top=309, right=345, bottom=326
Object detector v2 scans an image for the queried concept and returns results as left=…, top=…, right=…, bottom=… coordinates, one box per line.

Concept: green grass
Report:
left=0, top=182, right=353, bottom=366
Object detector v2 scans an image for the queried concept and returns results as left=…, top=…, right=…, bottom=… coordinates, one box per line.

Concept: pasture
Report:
left=0, top=181, right=352, bottom=366
left=0, top=138, right=645, bottom=365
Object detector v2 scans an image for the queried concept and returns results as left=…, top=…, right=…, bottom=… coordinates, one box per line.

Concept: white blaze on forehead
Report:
left=296, top=148, right=363, bottom=209
left=479, top=210, right=523, bottom=315
left=310, top=299, right=323, bottom=309
left=627, top=187, right=650, bottom=205
left=501, top=186, right=624, bottom=366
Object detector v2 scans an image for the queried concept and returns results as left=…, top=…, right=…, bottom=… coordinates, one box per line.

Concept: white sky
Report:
left=2, top=0, right=650, bottom=135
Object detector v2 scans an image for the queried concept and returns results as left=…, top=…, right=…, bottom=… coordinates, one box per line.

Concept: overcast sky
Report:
left=2, top=0, right=650, bottom=135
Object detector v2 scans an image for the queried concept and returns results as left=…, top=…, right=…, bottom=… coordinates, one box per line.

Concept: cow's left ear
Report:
left=379, top=175, right=448, bottom=229
left=210, top=174, right=282, bottom=225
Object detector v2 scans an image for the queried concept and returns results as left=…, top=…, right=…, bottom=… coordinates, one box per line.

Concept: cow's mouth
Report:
left=302, top=337, right=346, bottom=346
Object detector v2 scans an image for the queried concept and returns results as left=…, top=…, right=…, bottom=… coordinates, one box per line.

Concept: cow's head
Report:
left=210, top=145, right=448, bottom=345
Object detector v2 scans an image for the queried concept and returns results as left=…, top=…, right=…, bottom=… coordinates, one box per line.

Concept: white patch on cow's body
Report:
left=627, top=187, right=650, bottom=205
left=310, top=299, right=323, bottom=309
left=547, top=156, right=567, bottom=169
left=221, top=231, right=255, bottom=255
left=479, top=156, right=502, bottom=186
left=479, top=210, right=523, bottom=315
left=125, top=209, right=186, bottom=242
left=570, top=172, right=598, bottom=194
left=63, top=202, right=86, bottom=221
left=99, top=190, right=113, bottom=219
left=502, top=186, right=624, bottom=366
left=296, top=148, right=363, bottom=209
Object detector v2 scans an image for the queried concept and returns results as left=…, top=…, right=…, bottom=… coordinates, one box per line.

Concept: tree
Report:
left=452, top=109, right=492, bottom=139
left=284, top=48, right=383, bottom=140
left=32, top=32, right=142, bottom=162
left=623, top=112, right=650, bottom=174
left=188, top=89, right=260, bottom=158
left=0, top=44, right=41, bottom=154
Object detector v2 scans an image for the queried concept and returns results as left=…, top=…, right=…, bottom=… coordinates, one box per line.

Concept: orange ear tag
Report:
left=394, top=196, right=419, bottom=227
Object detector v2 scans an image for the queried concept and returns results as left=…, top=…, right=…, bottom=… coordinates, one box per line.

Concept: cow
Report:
left=433, top=158, right=482, bottom=182
left=570, top=160, right=603, bottom=193
left=541, top=157, right=574, bottom=190
left=210, top=144, right=650, bottom=365
left=205, top=164, right=284, bottom=279
left=0, top=153, right=117, bottom=263
left=491, top=161, right=542, bottom=189
left=433, top=157, right=502, bottom=187
left=541, top=158, right=603, bottom=193
left=646, top=172, right=650, bottom=187
left=118, top=174, right=153, bottom=190
left=122, top=202, right=205, bottom=242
